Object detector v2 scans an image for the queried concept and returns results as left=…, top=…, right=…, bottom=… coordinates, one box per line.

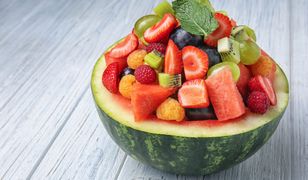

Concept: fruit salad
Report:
left=102, top=0, right=277, bottom=122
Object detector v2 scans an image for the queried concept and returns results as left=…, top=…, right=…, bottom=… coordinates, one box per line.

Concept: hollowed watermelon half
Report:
left=91, top=40, right=289, bottom=175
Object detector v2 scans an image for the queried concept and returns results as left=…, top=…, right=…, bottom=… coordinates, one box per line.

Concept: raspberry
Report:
left=248, top=75, right=277, bottom=105
left=146, top=43, right=167, bottom=54
left=247, top=91, right=270, bottom=114
left=102, top=62, right=120, bottom=94
left=156, top=98, right=185, bottom=121
left=119, top=75, right=136, bottom=99
left=249, top=55, right=276, bottom=82
left=127, top=49, right=147, bottom=69
left=134, top=65, right=157, bottom=84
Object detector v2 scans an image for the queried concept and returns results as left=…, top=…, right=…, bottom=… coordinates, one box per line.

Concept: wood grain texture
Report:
left=30, top=90, right=126, bottom=180
left=290, top=0, right=308, bottom=179
left=0, top=0, right=307, bottom=179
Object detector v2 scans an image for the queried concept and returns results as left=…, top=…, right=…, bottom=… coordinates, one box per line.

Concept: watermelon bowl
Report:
left=91, top=40, right=289, bottom=176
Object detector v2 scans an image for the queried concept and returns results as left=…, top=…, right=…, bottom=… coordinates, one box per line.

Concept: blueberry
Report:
left=121, top=67, right=134, bottom=77
left=170, top=27, right=203, bottom=49
left=185, top=106, right=217, bottom=120
left=197, top=44, right=222, bottom=67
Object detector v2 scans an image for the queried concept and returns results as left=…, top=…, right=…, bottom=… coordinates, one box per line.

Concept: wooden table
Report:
left=0, top=0, right=307, bottom=179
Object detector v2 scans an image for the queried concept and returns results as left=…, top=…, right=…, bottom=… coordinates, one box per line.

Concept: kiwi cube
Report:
left=218, top=37, right=241, bottom=64
left=144, top=50, right=164, bottom=69
left=159, top=73, right=182, bottom=88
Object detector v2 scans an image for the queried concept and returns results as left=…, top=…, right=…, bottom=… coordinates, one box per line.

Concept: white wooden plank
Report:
left=0, top=0, right=43, bottom=39
left=30, top=90, right=126, bottom=180
left=0, top=0, right=163, bottom=179
left=290, top=0, right=308, bottom=179
left=0, top=0, right=91, bottom=109
left=0, top=0, right=127, bottom=179
left=117, top=0, right=292, bottom=179
left=29, top=0, right=164, bottom=179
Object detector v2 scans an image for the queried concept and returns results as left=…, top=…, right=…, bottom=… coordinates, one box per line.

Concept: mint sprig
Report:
left=172, top=0, right=218, bottom=36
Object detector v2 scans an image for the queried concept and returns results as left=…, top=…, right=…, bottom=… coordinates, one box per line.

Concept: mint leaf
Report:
left=172, top=0, right=218, bottom=36
left=196, top=0, right=215, bottom=13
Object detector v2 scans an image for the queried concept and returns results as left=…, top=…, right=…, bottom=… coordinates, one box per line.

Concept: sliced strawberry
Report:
left=248, top=75, right=277, bottom=105
left=109, top=33, right=139, bottom=58
left=164, top=40, right=182, bottom=74
left=178, top=79, right=210, bottom=108
left=230, top=19, right=237, bottom=27
left=182, top=46, right=209, bottom=80
left=144, top=13, right=177, bottom=43
left=204, top=13, right=232, bottom=47
left=105, top=52, right=127, bottom=72
left=102, top=62, right=120, bottom=94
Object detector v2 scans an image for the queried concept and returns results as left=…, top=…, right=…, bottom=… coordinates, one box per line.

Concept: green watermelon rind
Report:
left=91, top=40, right=289, bottom=175
left=95, top=101, right=284, bottom=175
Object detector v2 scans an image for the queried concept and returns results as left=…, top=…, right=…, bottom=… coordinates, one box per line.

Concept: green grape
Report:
left=243, top=25, right=257, bottom=42
left=240, top=40, right=261, bottom=65
left=207, top=62, right=240, bottom=82
left=134, top=15, right=161, bottom=38
left=232, top=25, right=257, bottom=42
left=153, top=0, right=174, bottom=17
left=139, top=37, right=149, bottom=46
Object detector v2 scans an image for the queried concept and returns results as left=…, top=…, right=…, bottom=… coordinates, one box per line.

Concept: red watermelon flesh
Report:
left=131, top=84, right=175, bottom=121
left=206, top=68, right=246, bottom=121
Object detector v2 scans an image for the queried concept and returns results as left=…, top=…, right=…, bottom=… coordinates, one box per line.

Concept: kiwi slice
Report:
left=218, top=37, right=241, bottom=64
left=232, top=25, right=257, bottom=42
left=159, top=73, right=182, bottom=88
left=144, top=50, right=164, bottom=69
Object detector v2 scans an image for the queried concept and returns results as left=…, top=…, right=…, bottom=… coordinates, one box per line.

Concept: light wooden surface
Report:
left=0, top=0, right=306, bottom=179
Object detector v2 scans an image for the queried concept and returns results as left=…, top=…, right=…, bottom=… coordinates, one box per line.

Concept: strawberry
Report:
left=146, top=43, right=167, bottom=54
left=248, top=75, right=277, bottom=105
left=230, top=19, right=237, bottom=27
left=164, top=40, right=183, bottom=75
left=236, top=63, right=252, bottom=100
left=178, top=79, right=210, bottom=108
left=182, top=46, right=209, bottom=80
left=249, top=55, right=276, bottom=82
left=105, top=52, right=127, bottom=72
left=102, top=62, right=120, bottom=93
left=109, top=33, right=139, bottom=58
left=247, top=91, right=270, bottom=114
left=144, top=13, right=177, bottom=43
left=204, top=13, right=232, bottom=47
left=134, top=65, right=157, bottom=84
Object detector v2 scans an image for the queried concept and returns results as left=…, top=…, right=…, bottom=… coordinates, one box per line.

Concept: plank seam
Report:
left=25, top=86, right=89, bottom=180
left=288, top=0, right=294, bottom=179
left=114, top=154, right=127, bottom=180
